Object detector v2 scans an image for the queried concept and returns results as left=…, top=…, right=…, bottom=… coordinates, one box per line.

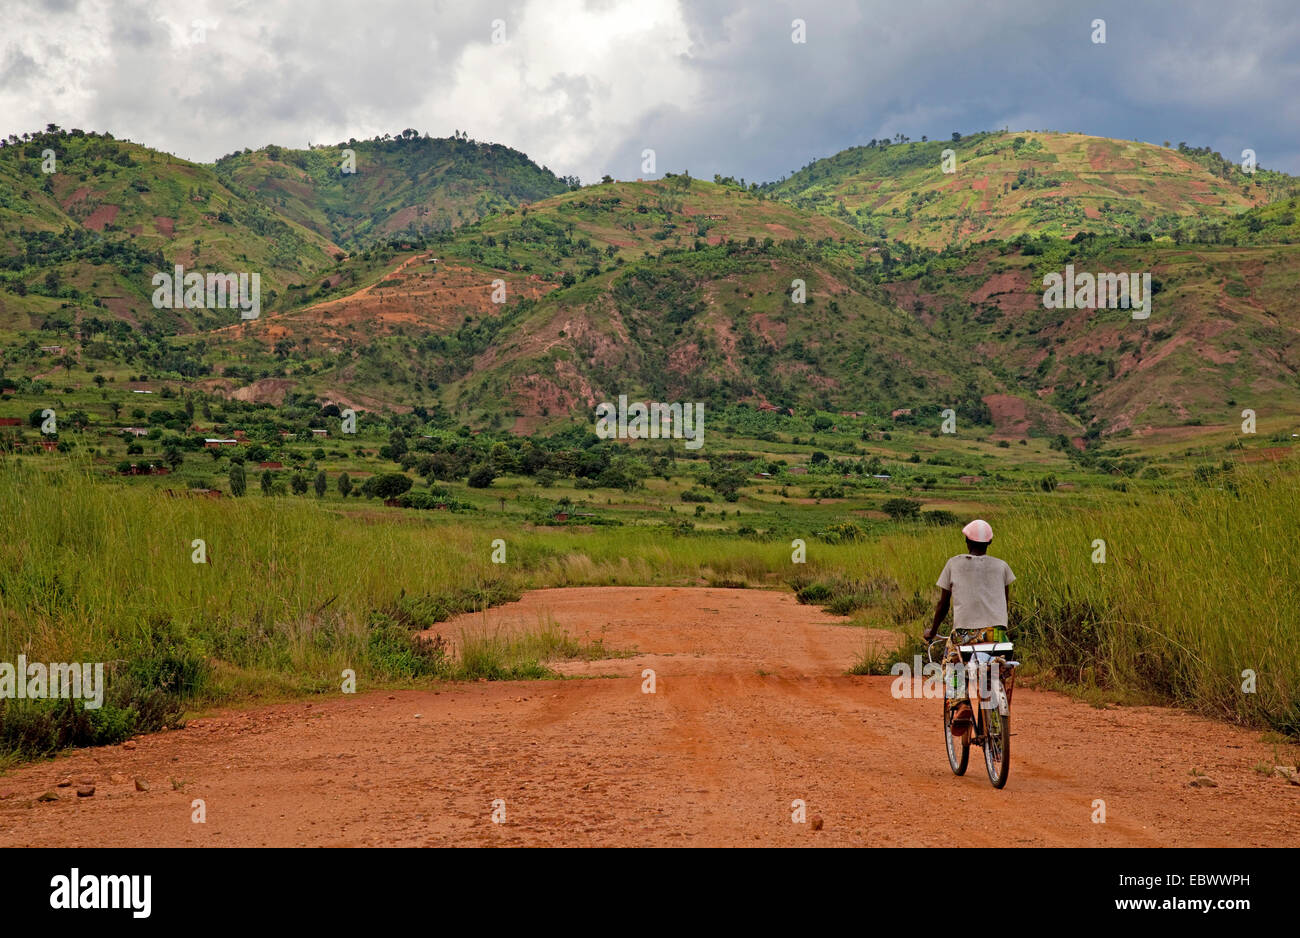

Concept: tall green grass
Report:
left=801, top=462, right=1300, bottom=735
left=0, top=462, right=823, bottom=760
left=0, top=459, right=1296, bottom=758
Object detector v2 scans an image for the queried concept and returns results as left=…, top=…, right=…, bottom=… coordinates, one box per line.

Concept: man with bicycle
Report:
left=922, top=519, right=1016, bottom=733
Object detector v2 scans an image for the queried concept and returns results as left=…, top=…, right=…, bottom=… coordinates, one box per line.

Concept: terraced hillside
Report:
left=193, top=178, right=891, bottom=415
left=208, top=181, right=1300, bottom=438
left=883, top=236, right=1300, bottom=436
left=0, top=127, right=341, bottom=333
left=764, top=131, right=1299, bottom=248
left=3, top=130, right=1299, bottom=440
left=438, top=242, right=987, bottom=431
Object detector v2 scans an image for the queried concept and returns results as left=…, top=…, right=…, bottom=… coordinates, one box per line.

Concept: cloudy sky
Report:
left=4, top=0, right=1299, bottom=182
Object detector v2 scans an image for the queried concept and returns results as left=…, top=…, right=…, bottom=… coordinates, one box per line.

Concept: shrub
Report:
left=819, top=521, right=865, bottom=542
left=127, top=614, right=211, bottom=697
left=364, top=612, right=448, bottom=679
left=0, top=675, right=183, bottom=760
left=362, top=473, right=414, bottom=499
left=467, top=464, right=496, bottom=488
left=793, top=574, right=897, bottom=616
left=882, top=497, right=922, bottom=520
left=922, top=509, right=958, bottom=526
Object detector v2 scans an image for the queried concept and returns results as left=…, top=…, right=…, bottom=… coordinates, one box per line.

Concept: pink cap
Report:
left=962, top=519, right=993, bottom=543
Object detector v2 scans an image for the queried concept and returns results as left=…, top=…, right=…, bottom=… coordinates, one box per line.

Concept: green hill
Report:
left=0, top=126, right=340, bottom=334
left=880, top=234, right=1300, bottom=436
left=3, top=129, right=1299, bottom=442
left=0, top=127, right=568, bottom=337
left=186, top=179, right=993, bottom=427
left=133, top=176, right=1300, bottom=439
left=245, top=178, right=1300, bottom=439
left=177, top=179, right=881, bottom=408
left=763, top=130, right=1300, bottom=249
left=212, top=131, right=570, bottom=247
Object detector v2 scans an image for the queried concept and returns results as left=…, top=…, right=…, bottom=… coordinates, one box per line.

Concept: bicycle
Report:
left=926, top=632, right=1018, bottom=788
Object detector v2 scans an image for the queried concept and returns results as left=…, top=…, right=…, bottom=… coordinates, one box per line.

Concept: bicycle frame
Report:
left=928, top=633, right=1017, bottom=788
left=927, top=636, right=1018, bottom=732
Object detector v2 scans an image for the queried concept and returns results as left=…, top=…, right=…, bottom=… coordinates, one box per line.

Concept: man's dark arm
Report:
left=925, top=588, right=951, bottom=642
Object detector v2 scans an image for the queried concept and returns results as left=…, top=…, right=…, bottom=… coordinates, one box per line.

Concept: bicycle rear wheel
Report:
left=982, top=684, right=1011, bottom=788
left=943, top=697, right=969, bottom=775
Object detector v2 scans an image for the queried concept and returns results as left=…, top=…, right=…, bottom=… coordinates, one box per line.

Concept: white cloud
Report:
left=433, top=0, right=698, bottom=178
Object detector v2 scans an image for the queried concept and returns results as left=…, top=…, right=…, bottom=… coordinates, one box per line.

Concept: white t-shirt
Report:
left=936, top=554, right=1016, bottom=629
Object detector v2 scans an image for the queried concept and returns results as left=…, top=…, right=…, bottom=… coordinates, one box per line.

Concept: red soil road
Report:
left=0, top=587, right=1295, bottom=847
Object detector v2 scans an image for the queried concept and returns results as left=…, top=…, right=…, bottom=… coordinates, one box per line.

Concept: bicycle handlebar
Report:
left=925, top=635, right=950, bottom=665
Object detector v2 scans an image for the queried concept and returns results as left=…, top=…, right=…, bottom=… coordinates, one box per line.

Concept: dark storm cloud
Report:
left=0, top=47, right=41, bottom=89
left=623, top=0, right=1300, bottom=181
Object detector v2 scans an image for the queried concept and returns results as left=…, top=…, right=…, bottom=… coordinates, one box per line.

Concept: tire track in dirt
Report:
left=0, top=587, right=1295, bottom=847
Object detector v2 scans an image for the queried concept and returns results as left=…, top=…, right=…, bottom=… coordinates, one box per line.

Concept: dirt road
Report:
left=1, top=587, right=1295, bottom=846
